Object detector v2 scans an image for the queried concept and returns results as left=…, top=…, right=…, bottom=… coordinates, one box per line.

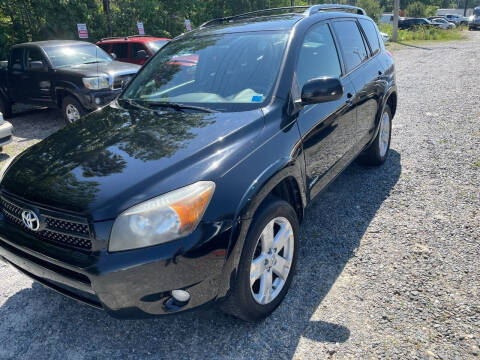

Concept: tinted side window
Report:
left=359, top=19, right=380, bottom=55
left=332, top=20, right=368, bottom=73
left=98, top=43, right=110, bottom=53
left=296, top=23, right=341, bottom=90
left=10, top=48, right=24, bottom=70
left=131, top=43, right=147, bottom=57
left=111, top=43, right=128, bottom=58
left=26, top=48, right=46, bottom=68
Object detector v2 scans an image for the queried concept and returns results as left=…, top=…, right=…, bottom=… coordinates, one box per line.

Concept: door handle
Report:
left=346, top=93, right=353, bottom=105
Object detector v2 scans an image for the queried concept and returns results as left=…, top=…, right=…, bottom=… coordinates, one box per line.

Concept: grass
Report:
left=379, top=24, right=467, bottom=42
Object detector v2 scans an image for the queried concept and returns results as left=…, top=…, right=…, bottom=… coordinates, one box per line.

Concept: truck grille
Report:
left=112, top=74, right=134, bottom=90
left=0, top=194, right=93, bottom=251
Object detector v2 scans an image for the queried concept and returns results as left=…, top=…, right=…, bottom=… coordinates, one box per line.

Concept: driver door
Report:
left=294, top=22, right=357, bottom=198
left=23, top=47, right=54, bottom=106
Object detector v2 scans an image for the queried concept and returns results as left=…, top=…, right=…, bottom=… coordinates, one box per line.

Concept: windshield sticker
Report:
left=251, top=95, right=263, bottom=103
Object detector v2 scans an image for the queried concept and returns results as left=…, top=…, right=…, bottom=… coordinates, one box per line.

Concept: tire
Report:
left=358, top=105, right=392, bottom=166
left=220, top=197, right=300, bottom=321
left=0, top=95, right=12, bottom=119
left=62, top=96, right=86, bottom=124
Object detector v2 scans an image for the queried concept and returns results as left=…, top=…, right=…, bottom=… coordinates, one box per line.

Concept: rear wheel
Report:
left=0, top=95, right=12, bottom=119
left=358, top=105, right=392, bottom=166
left=62, top=96, right=86, bottom=124
left=220, top=198, right=299, bottom=321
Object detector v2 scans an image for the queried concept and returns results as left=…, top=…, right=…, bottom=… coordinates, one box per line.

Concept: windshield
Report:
left=122, top=31, right=289, bottom=112
left=147, top=40, right=169, bottom=53
left=474, top=8, right=480, bottom=16
left=44, top=44, right=112, bottom=68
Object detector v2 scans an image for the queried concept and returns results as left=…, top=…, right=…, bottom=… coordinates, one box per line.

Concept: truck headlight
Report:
left=82, top=77, right=110, bottom=90
left=109, top=181, right=215, bottom=252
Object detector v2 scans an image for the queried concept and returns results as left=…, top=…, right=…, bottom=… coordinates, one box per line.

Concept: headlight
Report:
left=109, top=181, right=215, bottom=252
left=82, top=77, right=110, bottom=90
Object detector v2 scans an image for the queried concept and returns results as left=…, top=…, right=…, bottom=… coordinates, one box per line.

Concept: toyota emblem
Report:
left=21, top=210, right=40, bottom=231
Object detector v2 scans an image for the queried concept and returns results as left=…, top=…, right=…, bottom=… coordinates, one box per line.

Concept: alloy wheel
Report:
left=66, top=104, right=81, bottom=123
left=379, top=111, right=391, bottom=158
left=250, top=216, right=295, bottom=305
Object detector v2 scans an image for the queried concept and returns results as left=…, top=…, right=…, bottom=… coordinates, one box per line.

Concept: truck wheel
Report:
left=0, top=96, right=12, bottom=119
left=62, top=96, right=85, bottom=124
left=358, top=105, right=392, bottom=166
left=220, top=197, right=299, bottom=321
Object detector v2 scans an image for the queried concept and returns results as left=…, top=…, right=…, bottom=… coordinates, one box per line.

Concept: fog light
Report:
left=171, top=289, right=190, bottom=307
left=95, top=97, right=101, bottom=105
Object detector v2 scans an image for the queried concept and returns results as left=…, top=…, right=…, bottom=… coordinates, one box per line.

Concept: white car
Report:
left=429, top=17, right=456, bottom=29
left=380, top=32, right=390, bottom=43
left=0, top=112, right=13, bottom=151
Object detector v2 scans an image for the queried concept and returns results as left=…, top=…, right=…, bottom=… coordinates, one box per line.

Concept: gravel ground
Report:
left=0, top=33, right=479, bottom=359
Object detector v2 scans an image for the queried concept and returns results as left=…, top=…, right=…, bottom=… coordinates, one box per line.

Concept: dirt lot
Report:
left=0, top=32, right=479, bottom=359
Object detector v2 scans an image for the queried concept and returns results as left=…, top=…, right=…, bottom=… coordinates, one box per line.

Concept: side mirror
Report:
left=301, top=77, right=344, bottom=105
left=136, top=50, right=148, bottom=59
left=30, top=61, right=47, bottom=72
left=110, top=52, right=117, bottom=60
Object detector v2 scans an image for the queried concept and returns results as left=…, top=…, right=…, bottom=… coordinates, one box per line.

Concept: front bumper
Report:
left=80, top=89, right=123, bottom=111
left=0, top=121, right=13, bottom=147
left=0, top=216, right=231, bottom=318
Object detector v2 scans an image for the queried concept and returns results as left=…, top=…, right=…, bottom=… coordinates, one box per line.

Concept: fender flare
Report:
left=216, top=155, right=306, bottom=299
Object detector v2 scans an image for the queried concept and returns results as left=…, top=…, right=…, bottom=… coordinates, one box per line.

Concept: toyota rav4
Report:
left=0, top=5, right=397, bottom=321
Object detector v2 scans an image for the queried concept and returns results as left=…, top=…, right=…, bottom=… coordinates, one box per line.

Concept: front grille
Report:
left=112, top=74, right=134, bottom=90
left=0, top=194, right=93, bottom=251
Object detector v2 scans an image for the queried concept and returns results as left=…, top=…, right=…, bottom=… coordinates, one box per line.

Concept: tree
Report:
left=357, top=0, right=383, bottom=23
left=406, top=1, right=427, bottom=17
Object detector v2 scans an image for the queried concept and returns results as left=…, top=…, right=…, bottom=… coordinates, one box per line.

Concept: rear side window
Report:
left=111, top=43, right=128, bottom=58
left=359, top=19, right=381, bottom=55
left=296, top=23, right=342, bottom=89
left=332, top=20, right=368, bottom=73
left=10, top=48, right=24, bottom=70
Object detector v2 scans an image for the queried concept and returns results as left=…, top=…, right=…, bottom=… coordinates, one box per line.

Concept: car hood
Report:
left=56, top=60, right=140, bottom=78
left=1, top=103, right=264, bottom=220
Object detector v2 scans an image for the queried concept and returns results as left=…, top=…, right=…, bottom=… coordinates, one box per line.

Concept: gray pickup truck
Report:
left=0, top=40, right=139, bottom=123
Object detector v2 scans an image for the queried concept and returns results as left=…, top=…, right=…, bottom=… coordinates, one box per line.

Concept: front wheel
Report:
left=358, top=105, right=392, bottom=166
left=220, top=198, right=299, bottom=321
left=62, top=96, right=86, bottom=124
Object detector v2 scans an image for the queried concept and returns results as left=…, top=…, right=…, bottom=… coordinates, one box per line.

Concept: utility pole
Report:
left=464, top=0, right=468, bottom=17
left=291, top=0, right=295, bottom=6
left=392, top=0, right=400, bottom=42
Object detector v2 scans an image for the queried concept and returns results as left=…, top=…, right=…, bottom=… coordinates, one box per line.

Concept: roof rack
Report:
left=100, top=35, right=153, bottom=41
left=199, top=4, right=366, bottom=28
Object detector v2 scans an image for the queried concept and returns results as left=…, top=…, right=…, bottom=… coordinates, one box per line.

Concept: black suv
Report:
left=0, top=41, right=139, bottom=123
left=0, top=5, right=397, bottom=321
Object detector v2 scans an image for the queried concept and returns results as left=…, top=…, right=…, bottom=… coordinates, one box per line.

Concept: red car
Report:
left=97, top=36, right=170, bottom=65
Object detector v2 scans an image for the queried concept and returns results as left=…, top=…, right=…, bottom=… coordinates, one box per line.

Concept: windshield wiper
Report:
left=83, top=61, right=105, bottom=65
left=147, top=102, right=216, bottom=113
left=118, top=98, right=152, bottom=112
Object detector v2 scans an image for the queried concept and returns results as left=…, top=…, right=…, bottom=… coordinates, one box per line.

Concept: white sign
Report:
left=77, top=23, right=88, bottom=39
left=185, top=19, right=192, bottom=31
left=137, top=22, right=145, bottom=35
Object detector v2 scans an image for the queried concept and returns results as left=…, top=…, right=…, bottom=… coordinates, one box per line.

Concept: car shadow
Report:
left=0, top=150, right=401, bottom=359
left=8, top=106, right=63, bottom=142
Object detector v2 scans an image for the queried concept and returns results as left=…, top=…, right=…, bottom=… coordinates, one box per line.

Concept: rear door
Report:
left=295, top=21, right=357, bottom=197
left=332, top=19, right=384, bottom=150
left=7, top=47, right=25, bottom=101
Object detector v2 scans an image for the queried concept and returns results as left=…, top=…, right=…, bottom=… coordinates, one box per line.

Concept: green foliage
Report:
left=406, top=1, right=426, bottom=17
left=425, top=5, right=438, bottom=17
left=379, top=23, right=466, bottom=41
left=357, top=0, right=383, bottom=23
left=0, top=0, right=470, bottom=60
